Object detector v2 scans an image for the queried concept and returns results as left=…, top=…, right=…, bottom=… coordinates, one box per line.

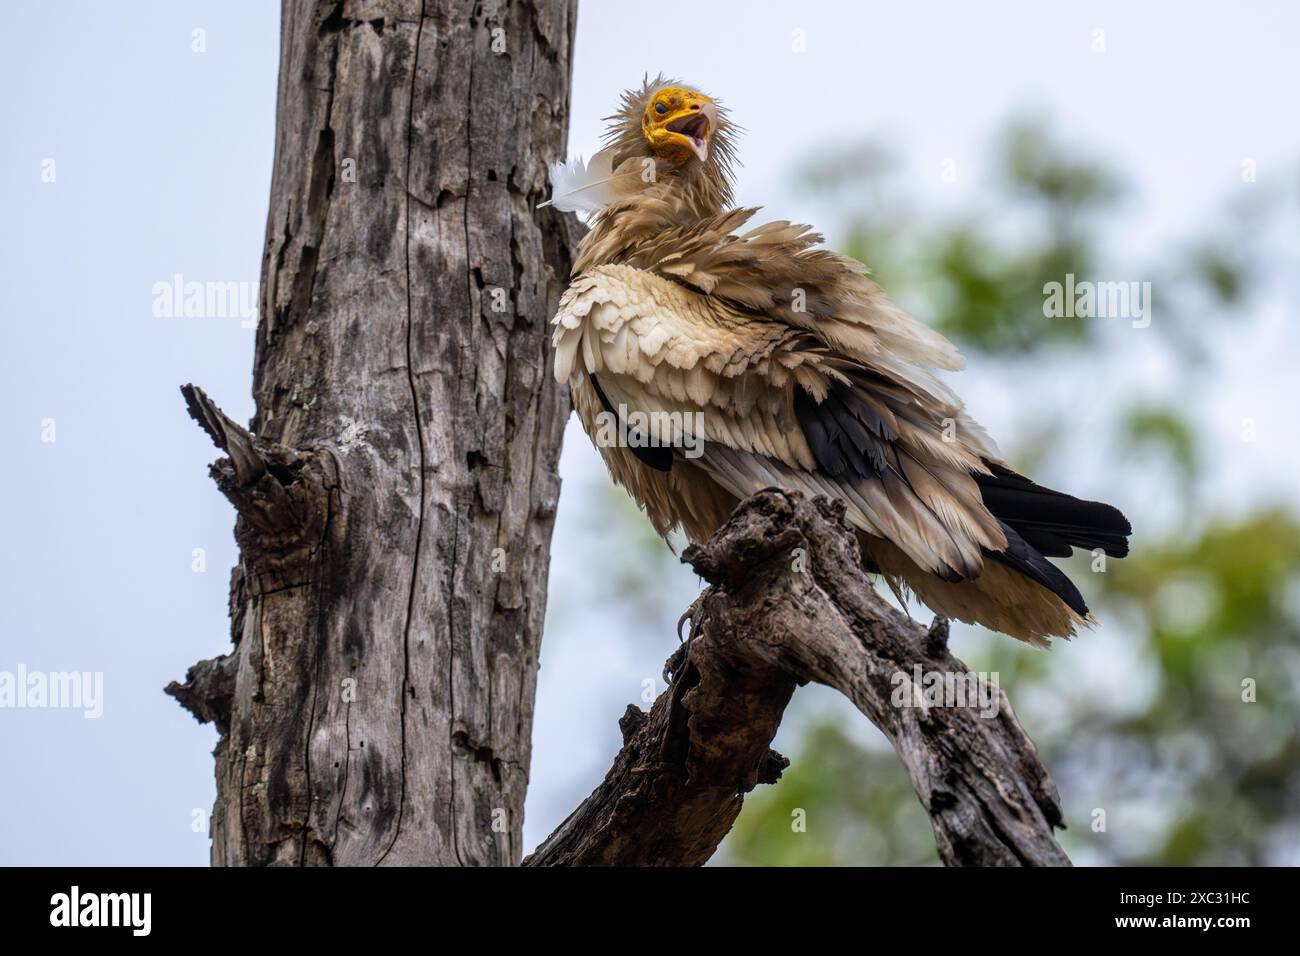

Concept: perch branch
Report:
left=527, top=489, right=1070, bottom=867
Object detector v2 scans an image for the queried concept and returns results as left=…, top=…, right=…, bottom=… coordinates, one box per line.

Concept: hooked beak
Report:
left=665, top=101, right=715, bottom=162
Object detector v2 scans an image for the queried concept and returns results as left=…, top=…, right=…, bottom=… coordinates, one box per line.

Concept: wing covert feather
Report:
left=552, top=262, right=1006, bottom=577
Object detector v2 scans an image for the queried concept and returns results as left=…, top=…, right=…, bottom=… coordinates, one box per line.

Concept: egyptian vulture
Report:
left=545, top=78, right=1131, bottom=645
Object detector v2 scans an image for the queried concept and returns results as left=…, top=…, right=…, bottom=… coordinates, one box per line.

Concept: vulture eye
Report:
left=654, top=102, right=668, bottom=115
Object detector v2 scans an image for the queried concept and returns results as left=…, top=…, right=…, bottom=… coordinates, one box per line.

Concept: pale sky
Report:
left=1, top=1, right=1295, bottom=864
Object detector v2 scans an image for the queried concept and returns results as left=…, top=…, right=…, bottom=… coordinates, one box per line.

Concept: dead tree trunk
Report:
left=168, top=0, right=579, bottom=866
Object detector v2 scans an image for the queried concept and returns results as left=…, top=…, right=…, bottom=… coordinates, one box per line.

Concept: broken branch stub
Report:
left=179, top=383, right=335, bottom=585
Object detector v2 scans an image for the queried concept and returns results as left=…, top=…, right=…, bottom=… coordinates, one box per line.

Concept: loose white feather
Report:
left=540, top=147, right=622, bottom=215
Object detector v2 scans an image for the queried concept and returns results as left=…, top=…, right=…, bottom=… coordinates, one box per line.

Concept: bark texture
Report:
left=527, top=491, right=1071, bottom=867
left=169, top=0, right=579, bottom=866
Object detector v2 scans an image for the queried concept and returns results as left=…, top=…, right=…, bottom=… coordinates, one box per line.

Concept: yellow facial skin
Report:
left=642, top=86, right=716, bottom=165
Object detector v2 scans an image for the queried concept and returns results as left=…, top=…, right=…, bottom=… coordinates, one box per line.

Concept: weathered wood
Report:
left=527, top=491, right=1071, bottom=867
left=169, top=0, right=579, bottom=866
left=173, top=0, right=1071, bottom=869
left=522, top=639, right=794, bottom=867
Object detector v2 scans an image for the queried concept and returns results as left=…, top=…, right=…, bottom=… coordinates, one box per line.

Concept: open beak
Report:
left=665, top=102, right=715, bottom=162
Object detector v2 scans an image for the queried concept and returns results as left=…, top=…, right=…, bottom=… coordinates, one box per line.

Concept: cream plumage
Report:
left=550, top=78, right=1131, bottom=645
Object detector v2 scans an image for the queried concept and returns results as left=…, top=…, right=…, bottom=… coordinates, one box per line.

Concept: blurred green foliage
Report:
left=799, top=122, right=1124, bottom=352
left=1123, top=404, right=1198, bottom=493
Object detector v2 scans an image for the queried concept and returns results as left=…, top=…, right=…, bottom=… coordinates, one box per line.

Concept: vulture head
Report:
left=638, top=85, right=717, bottom=164
left=606, top=76, right=737, bottom=206
left=544, top=76, right=738, bottom=217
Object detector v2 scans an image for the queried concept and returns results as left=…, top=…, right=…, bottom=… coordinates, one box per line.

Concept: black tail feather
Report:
left=976, top=463, right=1131, bottom=558
left=985, top=521, right=1090, bottom=616
left=976, top=462, right=1131, bottom=616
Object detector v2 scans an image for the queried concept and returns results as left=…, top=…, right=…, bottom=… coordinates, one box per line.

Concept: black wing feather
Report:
left=794, top=383, right=1131, bottom=617
left=794, top=381, right=894, bottom=478
left=589, top=373, right=674, bottom=472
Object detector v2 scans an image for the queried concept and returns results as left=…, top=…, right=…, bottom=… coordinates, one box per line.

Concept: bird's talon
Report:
left=663, top=640, right=691, bottom=685
left=676, top=594, right=705, bottom=642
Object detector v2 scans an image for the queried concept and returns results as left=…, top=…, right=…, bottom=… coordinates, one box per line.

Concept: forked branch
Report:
left=527, top=490, right=1070, bottom=867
